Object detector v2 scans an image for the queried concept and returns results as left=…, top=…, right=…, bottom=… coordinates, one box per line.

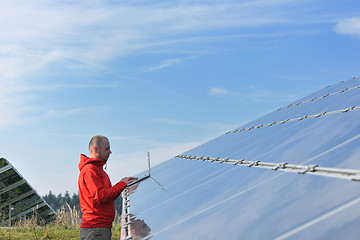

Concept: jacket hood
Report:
left=78, top=154, right=105, bottom=171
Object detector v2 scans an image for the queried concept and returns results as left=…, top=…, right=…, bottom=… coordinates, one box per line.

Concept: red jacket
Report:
left=78, top=154, right=127, bottom=228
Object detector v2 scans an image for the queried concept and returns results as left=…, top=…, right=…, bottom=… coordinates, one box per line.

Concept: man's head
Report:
left=89, top=135, right=112, bottom=161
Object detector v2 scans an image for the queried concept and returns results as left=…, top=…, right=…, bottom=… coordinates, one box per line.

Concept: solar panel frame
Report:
left=120, top=77, right=360, bottom=240
left=0, top=158, right=56, bottom=226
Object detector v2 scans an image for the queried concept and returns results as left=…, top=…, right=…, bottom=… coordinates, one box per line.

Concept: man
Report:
left=78, top=135, right=137, bottom=240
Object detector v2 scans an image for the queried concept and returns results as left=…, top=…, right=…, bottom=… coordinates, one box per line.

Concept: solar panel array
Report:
left=121, top=77, right=360, bottom=240
left=0, top=158, right=56, bottom=226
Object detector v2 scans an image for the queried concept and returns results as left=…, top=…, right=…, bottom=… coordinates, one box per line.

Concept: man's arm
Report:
left=120, top=176, right=138, bottom=185
left=83, top=169, right=136, bottom=204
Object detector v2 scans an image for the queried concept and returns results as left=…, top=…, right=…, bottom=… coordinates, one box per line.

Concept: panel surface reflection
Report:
left=122, top=77, right=360, bottom=240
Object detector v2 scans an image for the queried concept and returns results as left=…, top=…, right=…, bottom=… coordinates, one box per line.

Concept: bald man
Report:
left=78, top=135, right=137, bottom=240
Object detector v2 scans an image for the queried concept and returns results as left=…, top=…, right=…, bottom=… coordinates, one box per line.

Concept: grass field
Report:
left=0, top=225, right=80, bottom=240
left=0, top=204, right=122, bottom=240
left=0, top=225, right=122, bottom=240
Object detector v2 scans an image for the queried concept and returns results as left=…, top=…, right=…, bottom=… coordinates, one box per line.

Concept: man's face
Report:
left=97, top=138, right=112, bottom=161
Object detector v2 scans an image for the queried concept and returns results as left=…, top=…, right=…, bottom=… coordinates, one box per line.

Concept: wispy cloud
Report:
left=208, top=86, right=298, bottom=103
left=25, top=81, right=124, bottom=92
left=0, top=0, right=329, bottom=78
left=167, top=90, right=186, bottom=98
left=208, top=87, right=230, bottom=96
left=334, top=18, right=360, bottom=37
left=0, top=0, right=344, bottom=130
left=146, top=56, right=198, bottom=72
left=0, top=79, right=35, bottom=130
left=147, top=58, right=185, bottom=72
left=22, top=106, right=109, bottom=127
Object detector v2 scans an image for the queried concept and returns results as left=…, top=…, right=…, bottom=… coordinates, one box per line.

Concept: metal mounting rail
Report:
left=226, top=106, right=360, bottom=134
left=121, top=188, right=154, bottom=240
left=175, top=155, right=360, bottom=181
left=122, top=189, right=133, bottom=240
left=277, top=77, right=359, bottom=111
left=120, top=152, right=156, bottom=240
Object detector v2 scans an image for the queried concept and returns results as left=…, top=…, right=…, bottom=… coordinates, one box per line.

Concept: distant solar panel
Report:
left=0, top=158, right=56, bottom=226
left=121, top=77, right=360, bottom=239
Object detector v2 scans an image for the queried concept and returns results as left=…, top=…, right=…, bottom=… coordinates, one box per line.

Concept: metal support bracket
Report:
left=351, top=174, right=360, bottom=181
left=272, top=163, right=288, bottom=171
left=298, top=165, right=318, bottom=174
left=248, top=161, right=260, bottom=167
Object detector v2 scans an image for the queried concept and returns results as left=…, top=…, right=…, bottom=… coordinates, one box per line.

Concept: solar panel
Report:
left=0, top=158, right=56, bottom=226
left=121, top=76, right=360, bottom=240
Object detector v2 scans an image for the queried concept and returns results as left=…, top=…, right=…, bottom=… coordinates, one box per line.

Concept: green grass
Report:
left=0, top=203, right=122, bottom=240
left=0, top=224, right=122, bottom=240
left=0, top=225, right=80, bottom=240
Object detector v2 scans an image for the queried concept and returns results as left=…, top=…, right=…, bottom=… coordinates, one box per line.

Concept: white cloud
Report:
left=209, top=87, right=230, bottom=96
left=0, top=78, right=35, bottom=130
left=334, top=18, right=360, bottom=37
left=208, top=85, right=298, bottom=104
left=146, top=55, right=198, bottom=72
left=0, top=0, right=315, bottom=78
left=0, top=0, right=341, bottom=130
left=32, top=106, right=107, bottom=121
left=167, top=90, right=186, bottom=98
left=147, top=58, right=184, bottom=72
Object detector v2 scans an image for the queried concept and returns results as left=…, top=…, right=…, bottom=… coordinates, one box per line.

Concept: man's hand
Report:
left=121, top=176, right=138, bottom=185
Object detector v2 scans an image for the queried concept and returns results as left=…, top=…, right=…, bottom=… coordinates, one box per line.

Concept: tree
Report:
left=43, top=191, right=80, bottom=211
left=43, top=191, right=122, bottom=213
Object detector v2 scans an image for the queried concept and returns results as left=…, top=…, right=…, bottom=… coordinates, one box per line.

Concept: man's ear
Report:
left=93, top=146, right=98, bottom=153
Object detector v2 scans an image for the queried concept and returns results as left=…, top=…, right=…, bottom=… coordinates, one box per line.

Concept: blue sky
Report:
left=0, top=0, right=359, bottom=195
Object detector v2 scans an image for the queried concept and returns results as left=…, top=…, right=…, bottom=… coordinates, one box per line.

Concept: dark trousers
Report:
left=79, top=227, right=112, bottom=240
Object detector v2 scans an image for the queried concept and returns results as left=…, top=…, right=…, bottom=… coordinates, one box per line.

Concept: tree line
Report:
left=43, top=191, right=80, bottom=211
left=42, top=191, right=122, bottom=213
